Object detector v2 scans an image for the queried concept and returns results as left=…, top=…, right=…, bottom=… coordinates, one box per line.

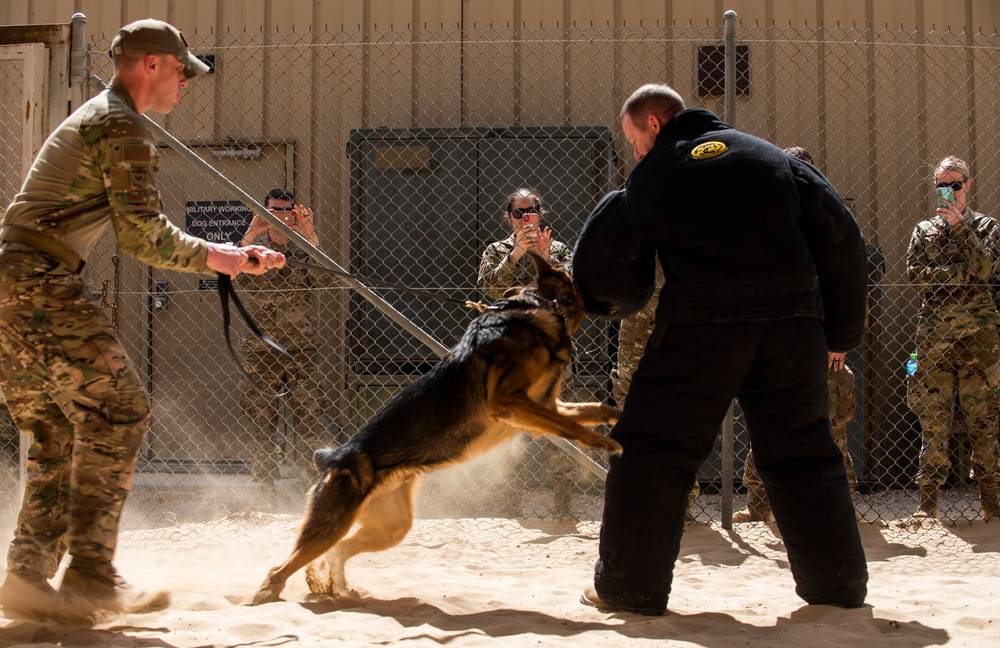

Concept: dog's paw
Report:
left=593, top=436, right=623, bottom=456
left=305, top=561, right=332, bottom=595
left=248, top=586, right=283, bottom=606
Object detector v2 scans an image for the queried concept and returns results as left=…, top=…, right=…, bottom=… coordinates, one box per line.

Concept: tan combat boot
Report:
left=978, top=476, right=1000, bottom=521
left=912, top=483, right=939, bottom=519
left=0, top=571, right=60, bottom=619
left=684, top=486, right=698, bottom=522
left=733, top=487, right=773, bottom=522
left=59, top=559, right=170, bottom=617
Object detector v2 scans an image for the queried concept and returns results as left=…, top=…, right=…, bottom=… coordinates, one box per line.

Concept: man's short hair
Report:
left=619, top=84, right=686, bottom=124
left=265, top=188, right=295, bottom=206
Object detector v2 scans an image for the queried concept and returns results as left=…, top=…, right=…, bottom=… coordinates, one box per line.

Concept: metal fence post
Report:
left=723, top=10, right=738, bottom=125
left=69, top=13, right=87, bottom=112
left=720, top=9, right=738, bottom=530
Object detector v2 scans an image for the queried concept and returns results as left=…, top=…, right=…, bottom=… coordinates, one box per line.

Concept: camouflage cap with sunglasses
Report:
left=109, top=19, right=210, bottom=79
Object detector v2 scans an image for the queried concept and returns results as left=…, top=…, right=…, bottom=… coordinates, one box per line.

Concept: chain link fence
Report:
left=3, top=15, right=1000, bottom=547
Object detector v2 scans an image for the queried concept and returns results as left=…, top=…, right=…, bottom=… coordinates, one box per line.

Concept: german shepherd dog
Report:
left=249, top=250, right=622, bottom=605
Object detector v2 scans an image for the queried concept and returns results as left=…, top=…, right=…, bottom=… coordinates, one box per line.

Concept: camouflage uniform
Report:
left=0, top=79, right=211, bottom=583
left=478, top=234, right=572, bottom=300
left=238, top=236, right=329, bottom=491
left=613, top=262, right=701, bottom=517
left=478, top=234, right=575, bottom=517
left=907, top=210, right=1000, bottom=495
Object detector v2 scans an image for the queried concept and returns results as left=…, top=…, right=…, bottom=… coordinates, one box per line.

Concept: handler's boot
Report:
left=0, top=570, right=60, bottom=619
left=732, top=487, right=773, bottom=523
left=912, top=483, right=938, bottom=519
left=978, top=476, right=1000, bottom=521
left=59, top=558, right=170, bottom=615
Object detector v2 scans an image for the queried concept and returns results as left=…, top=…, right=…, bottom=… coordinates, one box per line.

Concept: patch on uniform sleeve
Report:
left=129, top=167, right=149, bottom=187
left=122, top=145, right=150, bottom=163
left=110, top=166, right=130, bottom=191
left=690, top=141, right=728, bottom=160
left=109, top=142, right=155, bottom=191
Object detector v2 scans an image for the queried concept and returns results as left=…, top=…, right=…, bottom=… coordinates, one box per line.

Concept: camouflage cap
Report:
left=109, top=19, right=210, bottom=79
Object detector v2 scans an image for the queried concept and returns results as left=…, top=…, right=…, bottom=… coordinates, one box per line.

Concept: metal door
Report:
left=347, top=127, right=616, bottom=431
left=124, top=143, right=294, bottom=467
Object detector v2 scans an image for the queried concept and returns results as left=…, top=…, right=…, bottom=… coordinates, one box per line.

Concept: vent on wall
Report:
left=697, top=44, right=750, bottom=96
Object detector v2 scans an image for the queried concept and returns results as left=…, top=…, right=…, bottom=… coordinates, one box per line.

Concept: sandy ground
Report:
left=0, top=512, right=997, bottom=647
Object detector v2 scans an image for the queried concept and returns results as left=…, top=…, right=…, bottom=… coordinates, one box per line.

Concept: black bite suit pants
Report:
left=594, top=318, right=868, bottom=614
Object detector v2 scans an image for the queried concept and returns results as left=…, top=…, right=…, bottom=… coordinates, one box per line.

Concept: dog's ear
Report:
left=313, top=447, right=338, bottom=473
left=527, top=248, right=555, bottom=278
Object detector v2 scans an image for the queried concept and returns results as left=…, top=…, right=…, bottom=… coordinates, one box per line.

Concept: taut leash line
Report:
left=285, top=258, right=488, bottom=313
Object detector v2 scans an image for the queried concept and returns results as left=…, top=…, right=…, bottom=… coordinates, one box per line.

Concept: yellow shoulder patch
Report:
left=690, top=141, right=727, bottom=160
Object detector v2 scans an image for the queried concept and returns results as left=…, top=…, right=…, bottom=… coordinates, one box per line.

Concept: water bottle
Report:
left=906, top=352, right=918, bottom=377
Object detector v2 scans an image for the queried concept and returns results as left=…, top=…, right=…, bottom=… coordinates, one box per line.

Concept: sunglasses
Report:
left=935, top=180, right=965, bottom=191
left=269, top=206, right=294, bottom=212
left=509, top=207, right=540, bottom=219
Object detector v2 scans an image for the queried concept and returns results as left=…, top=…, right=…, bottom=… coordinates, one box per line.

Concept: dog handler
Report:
left=0, top=19, right=284, bottom=618
left=573, top=83, right=868, bottom=615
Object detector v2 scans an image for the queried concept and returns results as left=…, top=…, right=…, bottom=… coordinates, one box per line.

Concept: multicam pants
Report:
left=242, top=348, right=330, bottom=488
left=907, top=328, right=1000, bottom=486
left=0, top=247, right=149, bottom=579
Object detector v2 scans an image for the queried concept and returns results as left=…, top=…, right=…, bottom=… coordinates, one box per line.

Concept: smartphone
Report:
left=937, top=186, right=955, bottom=209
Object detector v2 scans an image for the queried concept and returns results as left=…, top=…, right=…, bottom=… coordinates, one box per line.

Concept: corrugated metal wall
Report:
left=4, top=1, right=1000, bottom=248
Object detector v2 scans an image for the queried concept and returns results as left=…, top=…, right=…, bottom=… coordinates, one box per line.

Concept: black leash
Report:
left=285, top=258, right=489, bottom=313
left=217, top=261, right=492, bottom=398
left=217, top=273, right=297, bottom=397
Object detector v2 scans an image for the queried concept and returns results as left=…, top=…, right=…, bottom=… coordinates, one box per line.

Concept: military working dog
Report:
left=250, top=250, right=622, bottom=605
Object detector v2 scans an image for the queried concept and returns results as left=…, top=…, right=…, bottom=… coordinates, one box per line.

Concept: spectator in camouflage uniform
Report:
left=478, top=187, right=573, bottom=299
left=907, top=154, right=1000, bottom=520
left=733, top=146, right=861, bottom=523
left=613, top=260, right=700, bottom=521
left=238, top=189, right=329, bottom=505
left=478, top=188, right=575, bottom=517
left=0, top=19, right=285, bottom=620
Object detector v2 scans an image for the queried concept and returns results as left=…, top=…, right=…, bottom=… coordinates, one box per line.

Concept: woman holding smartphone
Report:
left=906, top=155, right=1000, bottom=520
left=478, top=187, right=572, bottom=300
left=477, top=187, right=575, bottom=518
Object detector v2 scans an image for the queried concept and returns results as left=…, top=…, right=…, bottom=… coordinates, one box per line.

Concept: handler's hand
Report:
left=207, top=243, right=285, bottom=277
left=828, top=351, right=846, bottom=372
